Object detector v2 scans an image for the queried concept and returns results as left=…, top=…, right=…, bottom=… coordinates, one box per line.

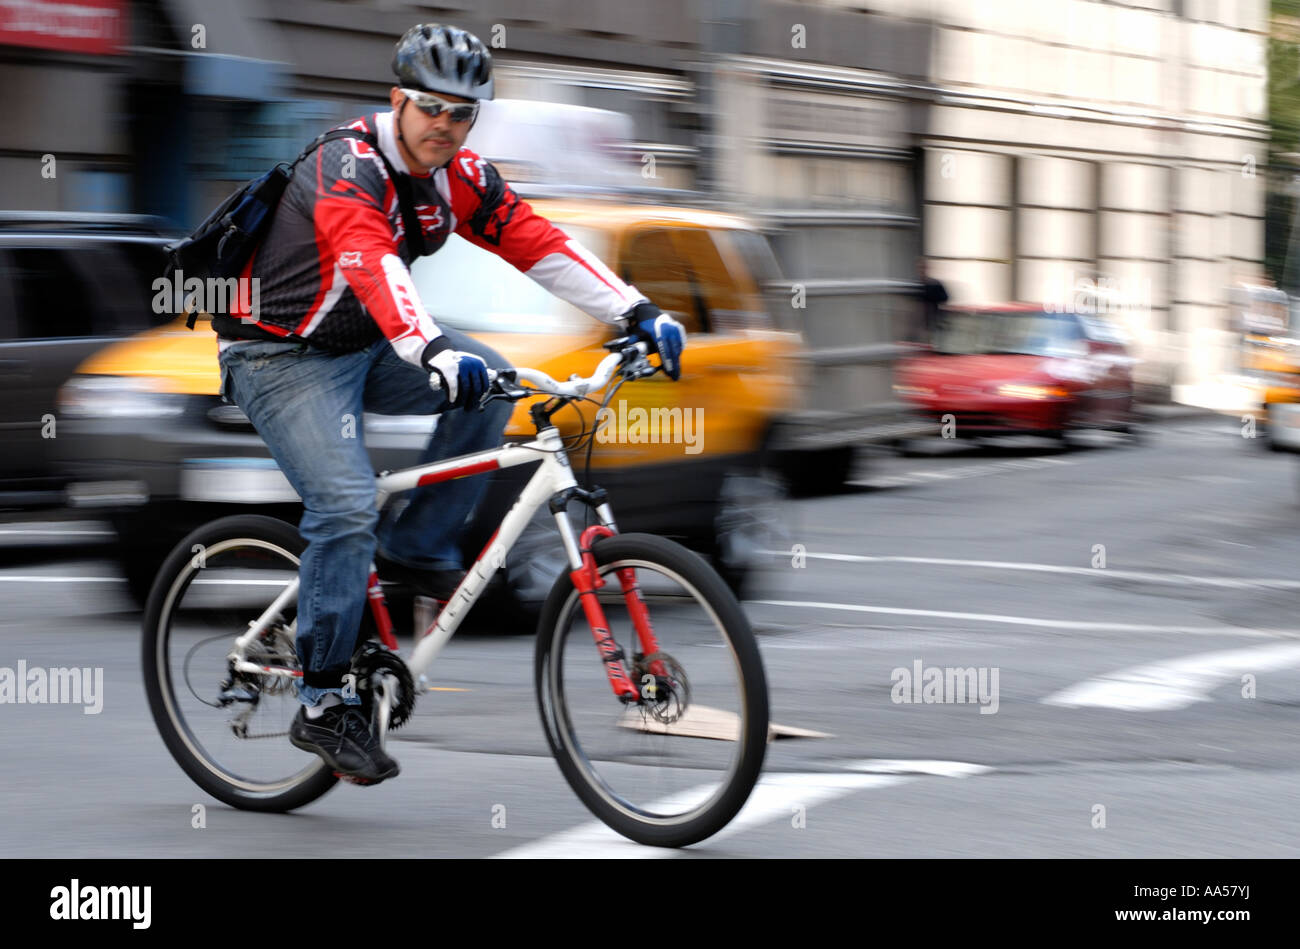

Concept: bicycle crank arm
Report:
left=374, top=677, right=395, bottom=745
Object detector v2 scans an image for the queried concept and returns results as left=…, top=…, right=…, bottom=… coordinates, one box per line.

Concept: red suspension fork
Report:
left=613, top=571, right=665, bottom=678
left=570, top=526, right=637, bottom=701
left=572, top=527, right=666, bottom=697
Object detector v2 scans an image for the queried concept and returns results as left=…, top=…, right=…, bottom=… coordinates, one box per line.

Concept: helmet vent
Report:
left=392, top=22, right=494, bottom=101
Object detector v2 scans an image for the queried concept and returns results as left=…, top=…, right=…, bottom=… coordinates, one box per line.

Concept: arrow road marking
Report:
left=493, top=760, right=987, bottom=858
left=1042, top=643, right=1300, bottom=711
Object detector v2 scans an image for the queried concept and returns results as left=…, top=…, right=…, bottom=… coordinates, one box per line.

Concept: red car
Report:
left=895, top=304, right=1136, bottom=440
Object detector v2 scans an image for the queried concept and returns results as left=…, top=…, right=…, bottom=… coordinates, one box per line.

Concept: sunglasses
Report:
left=400, top=88, right=479, bottom=123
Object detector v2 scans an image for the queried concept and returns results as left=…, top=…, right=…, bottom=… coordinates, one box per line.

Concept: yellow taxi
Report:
left=56, top=197, right=802, bottom=611
left=1229, top=284, right=1300, bottom=448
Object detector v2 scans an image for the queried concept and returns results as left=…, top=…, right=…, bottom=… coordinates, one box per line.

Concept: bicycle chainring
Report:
left=351, top=641, right=416, bottom=730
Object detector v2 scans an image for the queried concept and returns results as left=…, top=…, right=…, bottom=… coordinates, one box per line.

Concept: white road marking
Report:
left=0, top=575, right=123, bottom=583
left=0, top=529, right=113, bottom=537
left=758, top=551, right=1300, bottom=591
left=494, top=759, right=989, bottom=858
left=1042, top=643, right=1300, bottom=711
left=845, top=759, right=994, bottom=777
left=748, top=600, right=1299, bottom=638
left=850, top=455, right=1077, bottom=489
left=0, top=575, right=292, bottom=585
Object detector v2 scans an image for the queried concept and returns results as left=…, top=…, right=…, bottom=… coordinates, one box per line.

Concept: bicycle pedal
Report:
left=334, top=771, right=377, bottom=786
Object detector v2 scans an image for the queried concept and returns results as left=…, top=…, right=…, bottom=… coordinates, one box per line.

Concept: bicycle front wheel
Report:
left=535, top=533, right=769, bottom=848
left=142, top=514, right=338, bottom=812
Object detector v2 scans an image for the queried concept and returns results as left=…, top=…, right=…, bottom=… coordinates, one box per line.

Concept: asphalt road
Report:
left=3, top=417, right=1299, bottom=858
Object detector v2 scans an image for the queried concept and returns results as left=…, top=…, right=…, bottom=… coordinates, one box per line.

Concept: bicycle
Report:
left=141, top=337, right=770, bottom=848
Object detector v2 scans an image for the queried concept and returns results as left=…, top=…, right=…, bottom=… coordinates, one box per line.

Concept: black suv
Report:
left=0, top=213, right=173, bottom=510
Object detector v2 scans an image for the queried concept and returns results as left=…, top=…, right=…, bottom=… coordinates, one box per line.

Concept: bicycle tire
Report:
left=534, top=532, right=769, bottom=848
left=142, top=514, right=338, bottom=812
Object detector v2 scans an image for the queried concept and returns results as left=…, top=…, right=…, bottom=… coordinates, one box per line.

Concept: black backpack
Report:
left=164, top=126, right=426, bottom=329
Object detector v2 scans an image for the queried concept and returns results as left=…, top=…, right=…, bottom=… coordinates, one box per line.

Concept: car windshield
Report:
left=934, top=310, right=1083, bottom=357
left=409, top=226, right=603, bottom=334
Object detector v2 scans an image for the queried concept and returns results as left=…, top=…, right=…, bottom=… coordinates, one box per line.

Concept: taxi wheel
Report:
left=774, top=445, right=856, bottom=497
left=123, top=553, right=169, bottom=607
left=1261, top=408, right=1281, bottom=451
left=112, top=512, right=188, bottom=607
left=710, top=468, right=790, bottom=599
left=498, top=505, right=586, bottom=625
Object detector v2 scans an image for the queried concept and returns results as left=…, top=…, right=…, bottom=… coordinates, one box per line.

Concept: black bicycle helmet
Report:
left=392, top=23, right=494, bottom=101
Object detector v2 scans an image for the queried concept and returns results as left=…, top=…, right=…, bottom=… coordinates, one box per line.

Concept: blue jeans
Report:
left=218, top=328, right=512, bottom=707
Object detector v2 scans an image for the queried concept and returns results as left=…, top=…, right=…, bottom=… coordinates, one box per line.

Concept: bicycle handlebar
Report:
left=430, top=338, right=654, bottom=403
left=503, top=339, right=651, bottom=397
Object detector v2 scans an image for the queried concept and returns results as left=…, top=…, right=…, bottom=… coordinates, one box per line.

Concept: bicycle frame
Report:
left=228, top=420, right=662, bottom=704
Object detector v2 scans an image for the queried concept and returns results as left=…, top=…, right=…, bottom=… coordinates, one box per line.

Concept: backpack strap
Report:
left=295, top=127, right=427, bottom=257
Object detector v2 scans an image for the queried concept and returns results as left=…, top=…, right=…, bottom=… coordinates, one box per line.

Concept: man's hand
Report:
left=423, top=336, right=489, bottom=408
left=626, top=302, right=686, bottom=380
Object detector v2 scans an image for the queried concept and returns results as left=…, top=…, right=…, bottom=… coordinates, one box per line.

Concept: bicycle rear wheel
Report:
left=142, top=514, right=338, bottom=811
left=534, top=533, right=768, bottom=848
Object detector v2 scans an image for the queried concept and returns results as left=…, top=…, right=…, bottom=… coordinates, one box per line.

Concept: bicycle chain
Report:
left=228, top=707, right=290, bottom=740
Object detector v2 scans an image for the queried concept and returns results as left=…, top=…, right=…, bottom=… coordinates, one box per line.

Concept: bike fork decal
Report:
left=570, top=525, right=637, bottom=701
left=576, top=524, right=664, bottom=677
left=570, top=569, right=638, bottom=702
left=366, top=571, right=399, bottom=651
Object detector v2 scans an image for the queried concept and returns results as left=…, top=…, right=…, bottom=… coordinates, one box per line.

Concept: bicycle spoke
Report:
left=154, top=540, right=322, bottom=791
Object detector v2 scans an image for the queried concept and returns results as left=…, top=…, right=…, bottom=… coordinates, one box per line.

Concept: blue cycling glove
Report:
left=423, top=336, right=489, bottom=408
left=626, top=302, right=686, bottom=380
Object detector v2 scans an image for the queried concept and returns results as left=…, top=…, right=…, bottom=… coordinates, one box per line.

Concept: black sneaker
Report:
left=289, top=704, right=400, bottom=785
left=375, top=553, right=466, bottom=601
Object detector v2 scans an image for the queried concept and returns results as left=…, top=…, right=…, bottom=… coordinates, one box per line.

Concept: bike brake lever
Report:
left=479, top=385, right=531, bottom=410
left=622, top=359, right=658, bottom=381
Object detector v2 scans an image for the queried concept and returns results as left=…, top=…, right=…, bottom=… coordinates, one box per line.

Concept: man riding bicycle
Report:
left=215, top=23, right=685, bottom=785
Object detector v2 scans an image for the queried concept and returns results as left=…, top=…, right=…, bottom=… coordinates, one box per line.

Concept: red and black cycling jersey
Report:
left=217, top=110, right=647, bottom=366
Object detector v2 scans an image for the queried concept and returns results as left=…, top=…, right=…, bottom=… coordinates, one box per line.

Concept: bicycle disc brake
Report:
left=351, top=642, right=416, bottom=730
left=632, top=651, right=690, bottom=725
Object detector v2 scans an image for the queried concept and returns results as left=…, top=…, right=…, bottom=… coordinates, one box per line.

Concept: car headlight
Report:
left=996, top=383, right=1070, bottom=401
left=57, top=376, right=187, bottom=419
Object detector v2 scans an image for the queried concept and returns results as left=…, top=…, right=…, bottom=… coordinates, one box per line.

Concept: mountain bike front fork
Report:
left=567, top=520, right=667, bottom=704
